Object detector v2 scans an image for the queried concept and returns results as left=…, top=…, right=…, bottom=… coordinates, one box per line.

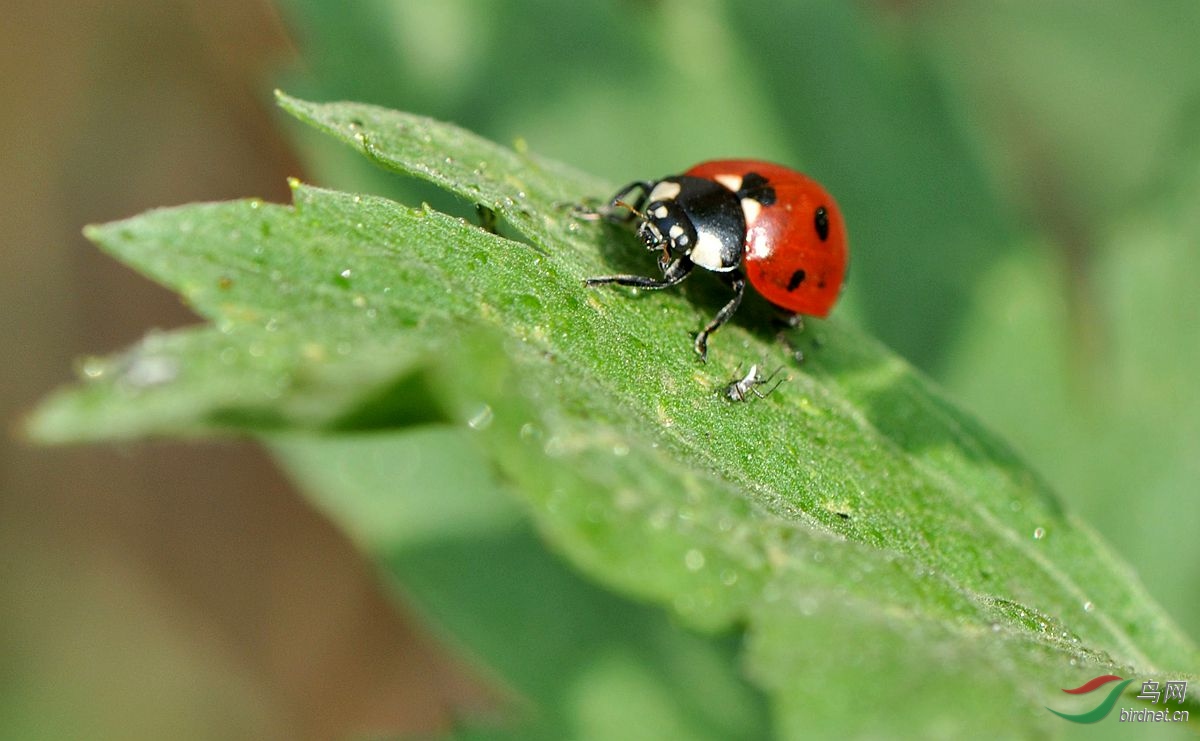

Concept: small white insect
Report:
left=724, top=363, right=784, bottom=402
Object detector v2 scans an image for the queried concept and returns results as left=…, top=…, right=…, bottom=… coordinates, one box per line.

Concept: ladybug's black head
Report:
left=635, top=194, right=693, bottom=261
left=637, top=176, right=745, bottom=272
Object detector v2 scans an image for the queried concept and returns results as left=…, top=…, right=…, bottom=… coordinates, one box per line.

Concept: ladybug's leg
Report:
left=601, top=180, right=653, bottom=223
left=585, top=256, right=693, bottom=289
left=694, top=272, right=746, bottom=361
left=572, top=181, right=652, bottom=222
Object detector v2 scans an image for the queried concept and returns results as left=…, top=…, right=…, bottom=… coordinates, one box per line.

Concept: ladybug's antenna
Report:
left=612, top=199, right=645, bottom=220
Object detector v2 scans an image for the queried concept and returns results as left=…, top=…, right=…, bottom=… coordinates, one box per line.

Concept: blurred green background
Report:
left=3, top=1, right=1198, bottom=738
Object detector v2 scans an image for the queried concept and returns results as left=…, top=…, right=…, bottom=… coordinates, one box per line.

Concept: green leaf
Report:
left=30, top=95, right=1199, bottom=737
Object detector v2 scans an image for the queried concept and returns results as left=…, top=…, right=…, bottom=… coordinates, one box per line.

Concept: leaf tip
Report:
left=21, top=395, right=71, bottom=446
left=81, top=220, right=127, bottom=254
left=274, top=90, right=316, bottom=122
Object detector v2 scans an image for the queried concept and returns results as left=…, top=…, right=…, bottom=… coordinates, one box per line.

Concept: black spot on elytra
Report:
left=787, top=269, right=806, bottom=291
left=815, top=206, right=829, bottom=241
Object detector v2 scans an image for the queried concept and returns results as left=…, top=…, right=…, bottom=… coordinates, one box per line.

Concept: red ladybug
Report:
left=586, top=159, right=848, bottom=360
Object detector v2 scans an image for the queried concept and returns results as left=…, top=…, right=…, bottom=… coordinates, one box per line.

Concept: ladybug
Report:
left=585, top=160, right=848, bottom=360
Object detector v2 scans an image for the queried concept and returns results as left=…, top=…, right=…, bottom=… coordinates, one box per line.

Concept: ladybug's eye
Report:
left=814, top=206, right=830, bottom=242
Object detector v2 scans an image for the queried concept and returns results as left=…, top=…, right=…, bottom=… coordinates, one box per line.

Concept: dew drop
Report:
left=466, top=404, right=494, bottom=431
left=612, top=442, right=630, bottom=457
left=543, top=436, right=566, bottom=457
left=340, top=268, right=353, bottom=279
left=648, top=508, right=671, bottom=531
left=1083, top=601, right=1095, bottom=613
left=1033, top=527, right=1046, bottom=540
left=78, top=356, right=107, bottom=380
left=684, top=549, right=706, bottom=571
left=121, top=354, right=180, bottom=388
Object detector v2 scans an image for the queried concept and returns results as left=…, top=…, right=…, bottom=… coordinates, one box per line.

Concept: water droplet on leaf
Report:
left=467, top=404, right=494, bottom=431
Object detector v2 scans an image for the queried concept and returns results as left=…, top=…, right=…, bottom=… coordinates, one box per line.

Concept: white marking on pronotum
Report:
left=690, top=229, right=729, bottom=270
left=651, top=204, right=669, bottom=218
left=648, top=181, right=682, bottom=202
left=668, top=224, right=685, bottom=239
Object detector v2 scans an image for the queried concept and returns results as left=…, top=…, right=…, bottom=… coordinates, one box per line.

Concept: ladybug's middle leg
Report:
left=694, top=271, right=746, bottom=361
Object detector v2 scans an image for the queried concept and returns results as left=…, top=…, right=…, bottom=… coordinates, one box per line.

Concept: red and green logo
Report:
left=1045, top=675, right=1133, bottom=723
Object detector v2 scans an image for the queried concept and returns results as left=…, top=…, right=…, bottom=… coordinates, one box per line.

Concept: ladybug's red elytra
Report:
left=585, top=159, right=848, bottom=360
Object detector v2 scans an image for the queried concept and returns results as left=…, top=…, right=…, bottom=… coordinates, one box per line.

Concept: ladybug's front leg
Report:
left=585, top=255, right=694, bottom=290
left=572, top=181, right=652, bottom=223
left=607, top=180, right=652, bottom=219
